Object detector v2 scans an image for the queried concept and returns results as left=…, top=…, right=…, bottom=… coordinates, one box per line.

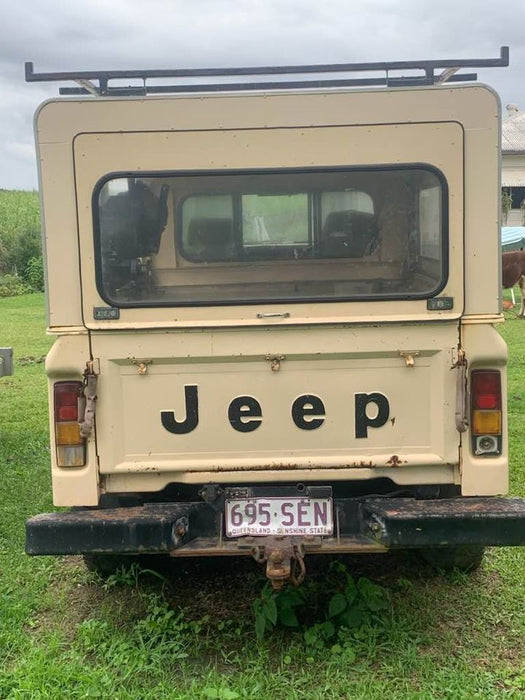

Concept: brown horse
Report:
left=502, top=250, right=525, bottom=316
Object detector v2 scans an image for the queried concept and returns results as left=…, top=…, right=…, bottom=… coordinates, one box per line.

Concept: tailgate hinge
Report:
left=79, top=359, right=99, bottom=438
left=452, top=346, right=468, bottom=433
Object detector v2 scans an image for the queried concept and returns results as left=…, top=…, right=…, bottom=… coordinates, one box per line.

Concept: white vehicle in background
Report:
left=25, top=48, right=525, bottom=587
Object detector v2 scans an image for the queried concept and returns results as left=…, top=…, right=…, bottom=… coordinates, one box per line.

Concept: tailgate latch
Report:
left=399, top=351, right=419, bottom=368
left=265, top=355, right=285, bottom=372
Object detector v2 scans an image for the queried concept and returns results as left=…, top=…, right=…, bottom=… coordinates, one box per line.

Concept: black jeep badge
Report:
left=161, top=385, right=390, bottom=438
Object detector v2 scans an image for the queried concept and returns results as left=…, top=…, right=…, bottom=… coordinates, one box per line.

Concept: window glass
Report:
left=419, top=186, right=441, bottom=259
left=242, top=194, right=309, bottom=246
left=94, top=167, right=446, bottom=306
left=182, top=195, right=234, bottom=261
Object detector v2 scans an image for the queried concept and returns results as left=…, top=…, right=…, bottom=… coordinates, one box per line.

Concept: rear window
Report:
left=94, top=166, right=447, bottom=307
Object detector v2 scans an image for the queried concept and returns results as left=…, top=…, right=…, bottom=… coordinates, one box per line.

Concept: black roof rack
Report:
left=25, top=47, right=509, bottom=97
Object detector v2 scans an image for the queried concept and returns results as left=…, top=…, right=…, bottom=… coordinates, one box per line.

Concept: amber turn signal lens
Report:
left=472, top=410, right=501, bottom=436
left=55, top=421, right=83, bottom=446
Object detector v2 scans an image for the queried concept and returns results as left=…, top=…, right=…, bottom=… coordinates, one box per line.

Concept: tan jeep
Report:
left=25, top=48, right=525, bottom=585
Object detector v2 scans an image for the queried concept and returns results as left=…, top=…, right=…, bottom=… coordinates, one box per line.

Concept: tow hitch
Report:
left=251, top=536, right=307, bottom=589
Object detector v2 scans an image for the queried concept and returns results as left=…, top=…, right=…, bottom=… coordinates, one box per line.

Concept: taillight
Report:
left=54, top=381, right=85, bottom=467
left=470, top=370, right=502, bottom=455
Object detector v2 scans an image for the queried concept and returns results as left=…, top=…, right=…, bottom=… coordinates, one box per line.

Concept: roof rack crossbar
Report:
left=24, top=47, right=509, bottom=97
left=56, top=73, right=479, bottom=97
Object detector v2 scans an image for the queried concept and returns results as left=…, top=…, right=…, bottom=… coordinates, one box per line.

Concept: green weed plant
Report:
left=253, top=561, right=389, bottom=643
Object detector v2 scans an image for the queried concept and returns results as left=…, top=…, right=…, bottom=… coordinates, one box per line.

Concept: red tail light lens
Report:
left=54, top=383, right=81, bottom=421
left=471, top=371, right=501, bottom=410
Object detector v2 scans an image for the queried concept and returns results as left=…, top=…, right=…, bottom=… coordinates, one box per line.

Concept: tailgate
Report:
left=91, top=322, right=460, bottom=483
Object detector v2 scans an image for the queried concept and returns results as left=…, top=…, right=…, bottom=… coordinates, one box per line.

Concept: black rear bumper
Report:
left=26, top=497, right=525, bottom=556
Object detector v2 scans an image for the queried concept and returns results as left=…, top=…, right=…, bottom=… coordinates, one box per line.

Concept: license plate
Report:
left=225, top=497, right=333, bottom=537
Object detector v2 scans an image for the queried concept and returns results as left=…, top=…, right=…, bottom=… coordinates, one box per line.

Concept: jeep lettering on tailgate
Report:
left=161, top=386, right=390, bottom=438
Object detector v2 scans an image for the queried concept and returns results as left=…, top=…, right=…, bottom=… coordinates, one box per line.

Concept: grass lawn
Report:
left=0, top=294, right=524, bottom=699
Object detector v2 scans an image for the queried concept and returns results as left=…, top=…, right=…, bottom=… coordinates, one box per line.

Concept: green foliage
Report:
left=101, top=560, right=167, bottom=589
left=0, top=190, right=42, bottom=292
left=253, top=583, right=308, bottom=639
left=25, top=256, right=45, bottom=291
left=201, top=688, right=240, bottom=700
left=9, top=225, right=41, bottom=276
left=0, top=273, right=31, bottom=297
left=253, top=563, right=389, bottom=643
left=253, top=583, right=280, bottom=640
left=326, top=565, right=388, bottom=628
left=76, top=593, right=190, bottom=669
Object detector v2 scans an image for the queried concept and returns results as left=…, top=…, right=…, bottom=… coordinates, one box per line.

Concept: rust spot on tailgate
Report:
left=387, top=455, right=407, bottom=467
left=205, top=461, right=377, bottom=472
left=211, top=462, right=300, bottom=472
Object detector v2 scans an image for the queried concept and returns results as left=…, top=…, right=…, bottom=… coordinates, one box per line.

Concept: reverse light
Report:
left=54, top=381, right=86, bottom=467
left=470, top=370, right=502, bottom=455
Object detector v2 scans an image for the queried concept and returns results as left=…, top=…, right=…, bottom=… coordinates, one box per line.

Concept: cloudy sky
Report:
left=1, top=0, right=524, bottom=190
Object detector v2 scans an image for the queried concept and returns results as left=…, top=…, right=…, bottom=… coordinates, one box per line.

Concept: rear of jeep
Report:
left=25, top=53, right=525, bottom=585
